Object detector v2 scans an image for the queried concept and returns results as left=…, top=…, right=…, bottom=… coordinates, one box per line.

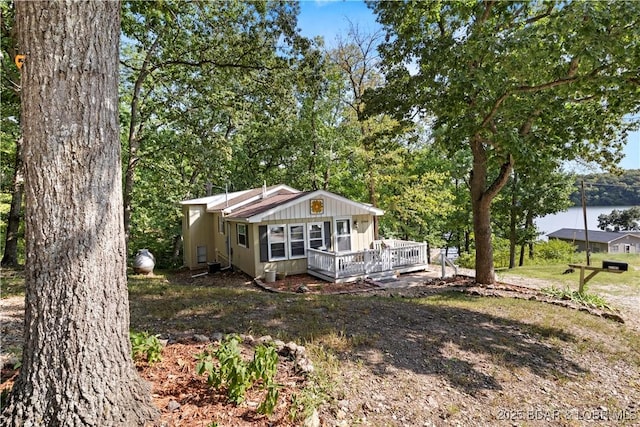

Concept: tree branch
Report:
left=485, top=154, right=514, bottom=200
left=479, top=0, right=496, bottom=25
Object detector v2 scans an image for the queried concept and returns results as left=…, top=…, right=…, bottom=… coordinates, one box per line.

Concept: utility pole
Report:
left=581, top=180, right=590, bottom=266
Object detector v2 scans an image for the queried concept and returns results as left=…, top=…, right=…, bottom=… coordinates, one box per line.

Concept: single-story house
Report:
left=181, top=184, right=429, bottom=282
left=547, top=228, right=640, bottom=254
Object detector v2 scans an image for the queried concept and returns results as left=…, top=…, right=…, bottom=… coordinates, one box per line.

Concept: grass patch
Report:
left=4, top=267, right=640, bottom=424
left=499, top=252, right=640, bottom=302
left=541, top=286, right=614, bottom=311
left=0, top=268, right=25, bottom=297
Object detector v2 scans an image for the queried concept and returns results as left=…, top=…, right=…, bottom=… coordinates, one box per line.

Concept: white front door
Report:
left=335, top=219, right=352, bottom=252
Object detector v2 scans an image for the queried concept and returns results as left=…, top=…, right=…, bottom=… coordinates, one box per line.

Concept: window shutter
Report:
left=324, top=221, right=332, bottom=251
left=259, top=225, right=268, bottom=262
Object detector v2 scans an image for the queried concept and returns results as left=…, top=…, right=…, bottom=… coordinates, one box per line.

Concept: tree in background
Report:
left=0, top=3, right=23, bottom=267
left=2, top=2, right=157, bottom=424
left=120, top=0, right=305, bottom=264
left=369, top=0, right=640, bottom=283
left=597, top=207, right=640, bottom=232
left=329, top=24, right=407, bottom=238
left=569, top=170, right=640, bottom=206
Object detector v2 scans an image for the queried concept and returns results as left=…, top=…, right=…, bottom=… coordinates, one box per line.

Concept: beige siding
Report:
left=261, top=197, right=367, bottom=222
left=352, top=214, right=375, bottom=250
left=212, top=213, right=229, bottom=265
left=230, top=222, right=257, bottom=277
left=182, top=205, right=216, bottom=269
left=252, top=214, right=377, bottom=278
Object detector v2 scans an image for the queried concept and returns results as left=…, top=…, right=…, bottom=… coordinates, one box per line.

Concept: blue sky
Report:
left=297, top=0, right=640, bottom=170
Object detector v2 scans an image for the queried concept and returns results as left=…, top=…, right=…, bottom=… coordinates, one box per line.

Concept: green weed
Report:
left=130, top=331, right=163, bottom=364
left=195, top=334, right=280, bottom=415
left=542, top=286, right=614, bottom=311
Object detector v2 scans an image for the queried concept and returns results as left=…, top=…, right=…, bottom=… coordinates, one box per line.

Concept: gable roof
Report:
left=226, top=189, right=385, bottom=222
left=180, top=184, right=299, bottom=211
left=181, top=185, right=384, bottom=223
left=547, top=228, right=640, bottom=244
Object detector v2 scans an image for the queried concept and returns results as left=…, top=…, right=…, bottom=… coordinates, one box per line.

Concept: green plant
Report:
left=534, top=239, right=577, bottom=262
left=130, top=331, right=163, bottom=364
left=542, top=286, right=614, bottom=311
left=195, top=335, right=280, bottom=414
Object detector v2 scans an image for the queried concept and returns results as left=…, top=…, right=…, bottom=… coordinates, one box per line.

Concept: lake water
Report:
left=535, top=206, right=635, bottom=238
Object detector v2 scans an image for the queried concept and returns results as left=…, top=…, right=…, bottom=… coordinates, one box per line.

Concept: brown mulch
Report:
left=139, top=340, right=304, bottom=427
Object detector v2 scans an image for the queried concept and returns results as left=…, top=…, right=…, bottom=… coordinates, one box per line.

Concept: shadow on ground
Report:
left=128, top=271, right=586, bottom=397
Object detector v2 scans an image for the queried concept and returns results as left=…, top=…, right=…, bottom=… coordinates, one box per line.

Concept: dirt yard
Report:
left=2, top=269, right=639, bottom=426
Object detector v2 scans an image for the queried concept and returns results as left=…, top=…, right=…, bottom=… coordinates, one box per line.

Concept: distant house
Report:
left=180, top=184, right=429, bottom=282
left=547, top=228, right=640, bottom=254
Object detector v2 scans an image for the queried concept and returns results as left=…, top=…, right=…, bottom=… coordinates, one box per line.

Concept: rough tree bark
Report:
left=2, top=1, right=158, bottom=425
left=470, top=137, right=513, bottom=285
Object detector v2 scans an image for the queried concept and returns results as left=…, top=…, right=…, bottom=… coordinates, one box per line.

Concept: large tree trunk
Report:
left=1, top=138, right=23, bottom=267
left=2, top=2, right=158, bottom=425
left=508, top=172, right=518, bottom=269
left=470, top=138, right=512, bottom=284
left=471, top=191, right=495, bottom=284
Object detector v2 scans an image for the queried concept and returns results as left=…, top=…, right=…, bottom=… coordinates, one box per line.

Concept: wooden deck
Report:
left=307, top=239, right=429, bottom=283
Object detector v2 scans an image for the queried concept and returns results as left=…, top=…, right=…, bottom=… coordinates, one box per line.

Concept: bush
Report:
left=454, top=236, right=511, bottom=269
left=534, top=239, right=576, bottom=262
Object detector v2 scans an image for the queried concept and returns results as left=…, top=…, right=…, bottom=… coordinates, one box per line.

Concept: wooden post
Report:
left=578, top=266, right=586, bottom=294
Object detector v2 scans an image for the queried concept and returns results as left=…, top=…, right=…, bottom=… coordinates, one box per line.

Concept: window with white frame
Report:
left=336, top=219, right=351, bottom=252
left=268, top=225, right=286, bottom=259
left=308, top=223, right=324, bottom=249
left=218, top=216, right=225, bottom=234
left=196, top=245, right=207, bottom=263
left=237, top=224, right=248, bottom=247
left=289, top=224, right=306, bottom=257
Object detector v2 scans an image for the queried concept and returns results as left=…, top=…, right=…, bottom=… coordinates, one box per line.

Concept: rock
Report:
left=273, top=339, right=285, bottom=351
left=303, top=408, right=320, bottom=427
left=257, top=335, right=273, bottom=345
left=297, top=285, right=310, bottom=293
left=285, top=341, right=298, bottom=353
left=295, top=344, right=306, bottom=356
left=241, top=334, right=255, bottom=344
left=167, top=400, right=181, bottom=412
left=295, top=358, right=315, bottom=374
left=211, top=332, right=224, bottom=342
left=193, top=334, right=210, bottom=343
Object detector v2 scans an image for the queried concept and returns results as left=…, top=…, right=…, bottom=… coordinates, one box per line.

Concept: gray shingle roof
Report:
left=547, top=228, right=640, bottom=243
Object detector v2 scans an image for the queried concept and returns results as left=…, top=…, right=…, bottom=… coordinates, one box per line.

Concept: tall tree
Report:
left=1, top=3, right=23, bottom=267
left=330, top=24, right=405, bottom=238
left=597, top=207, right=640, bottom=231
left=369, top=0, right=640, bottom=283
left=2, top=2, right=157, bottom=425
left=493, top=165, right=574, bottom=267
left=120, top=0, right=303, bottom=257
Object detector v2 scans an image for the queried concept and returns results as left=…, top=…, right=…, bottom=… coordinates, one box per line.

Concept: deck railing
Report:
left=307, top=239, right=428, bottom=282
